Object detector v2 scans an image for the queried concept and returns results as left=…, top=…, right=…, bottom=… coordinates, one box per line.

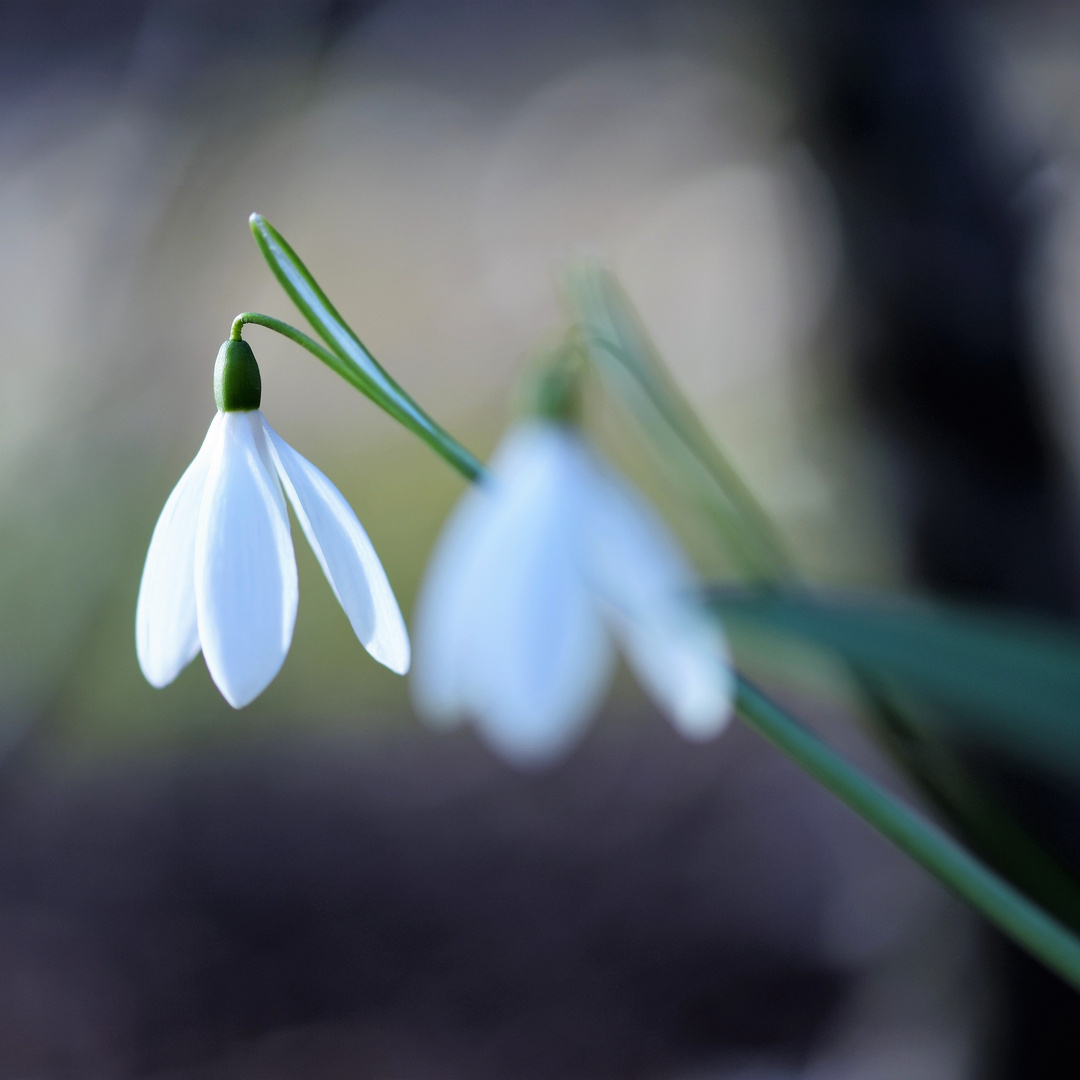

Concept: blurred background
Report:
left=2, top=0, right=1080, bottom=1075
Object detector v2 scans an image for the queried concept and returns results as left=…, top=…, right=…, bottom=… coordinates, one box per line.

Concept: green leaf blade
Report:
left=714, top=589, right=1080, bottom=776
left=564, top=261, right=792, bottom=579
left=735, top=676, right=1080, bottom=991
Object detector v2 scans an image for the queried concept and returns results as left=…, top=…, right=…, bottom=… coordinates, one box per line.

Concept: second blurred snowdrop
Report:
left=413, top=407, right=733, bottom=766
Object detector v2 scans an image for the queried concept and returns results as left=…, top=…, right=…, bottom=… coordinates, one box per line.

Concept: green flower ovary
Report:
left=214, top=338, right=262, bottom=411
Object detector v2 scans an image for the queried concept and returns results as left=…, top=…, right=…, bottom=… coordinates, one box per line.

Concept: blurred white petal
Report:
left=195, top=412, right=298, bottom=708
left=135, top=412, right=222, bottom=688
left=415, top=423, right=613, bottom=764
left=466, top=457, right=612, bottom=766
left=584, top=460, right=694, bottom=616
left=411, top=481, right=495, bottom=727
left=414, top=420, right=730, bottom=764
left=413, top=424, right=568, bottom=727
left=264, top=418, right=410, bottom=675
left=618, top=607, right=733, bottom=739
left=586, top=454, right=733, bottom=737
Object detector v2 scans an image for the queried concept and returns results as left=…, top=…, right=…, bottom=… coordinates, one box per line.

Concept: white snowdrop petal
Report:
left=411, top=480, right=496, bottom=727
left=413, top=423, right=581, bottom=729
left=586, top=456, right=732, bottom=737
left=584, top=459, right=695, bottom=618
left=135, top=412, right=222, bottom=688
left=471, top=531, right=613, bottom=767
left=462, top=424, right=614, bottom=765
left=195, top=412, right=298, bottom=708
left=263, top=419, right=410, bottom=675
left=618, top=609, right=734, bottom=739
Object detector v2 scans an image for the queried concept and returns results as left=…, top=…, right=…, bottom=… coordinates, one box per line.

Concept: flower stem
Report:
left=231, top=312, right=486, bottom=483
left=734, top=674, right=1080, bottom=990
left=247, top=214, right=488, bottom=485
left=232, top=312, right=340, bottom=357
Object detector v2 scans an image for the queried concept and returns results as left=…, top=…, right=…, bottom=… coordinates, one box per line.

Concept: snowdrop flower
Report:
left=136, top=338, right=409, bottom=708
left=412, top=416, right=732, bottom=766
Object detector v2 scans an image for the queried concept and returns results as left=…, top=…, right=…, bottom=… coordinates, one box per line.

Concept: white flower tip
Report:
left=135, top=592, right=201, bottom=690
left=667, top=638, right=735, bottom=740
left=137, top=655, right=175, bottom=691
left=618, top=609, right=735, bottom=743
left=210, top=661, right=283, bottom=709
left=473, top=671, right=605, bottom=768
left=370, top=635, right=411, bottom=676
left=662, top=627, right=735, bottom=740
left=666, top=670, right=735, bottom=741
left=476, top=711, right=586, bottom=770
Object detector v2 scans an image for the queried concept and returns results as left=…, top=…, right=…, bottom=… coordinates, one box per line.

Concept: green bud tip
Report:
left=214, top=338, right=262, bottom=412
left=520, top=344, right=586, bottom=425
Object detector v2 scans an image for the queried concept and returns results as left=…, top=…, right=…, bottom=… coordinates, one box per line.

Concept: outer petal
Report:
left=135, top=412, right=222, bottom=688
left=262, top=417, right=409, bottom=675
left=414, top=423, right=614, bottom=766
left=194, top=412, right=298, bottom=708
left=410, top=479, right=495, bottom=727
left=616, top=607, right=734, bottom=740
left=585, top=457, right=733, bottom=739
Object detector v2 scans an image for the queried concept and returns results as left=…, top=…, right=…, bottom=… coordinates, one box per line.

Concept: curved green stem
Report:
left=248, top=213, right=485, bottom=485
left=735, top=675, right=1080, bottom=991
left=232, top=312, right=351, bottom=366
left=231, top=310, right=486, bottom=484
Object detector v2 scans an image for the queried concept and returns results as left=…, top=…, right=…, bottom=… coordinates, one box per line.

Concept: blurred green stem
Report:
left=591, top=333, right=792, bottom=579
left=564, top=262, right=792, bottom=579
left=735, top=676, right=1080, bottom=990
left=861, top=679, right=1080, bottom=929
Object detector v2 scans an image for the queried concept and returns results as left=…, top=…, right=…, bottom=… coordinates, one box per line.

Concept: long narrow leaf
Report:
left=735, top=677, right=1080, bottom=991
left=713, top=589, right=1080, bottom=774
left=564, top=261, right=791, bottom=578
left=249, top=213, right=484, bottom=483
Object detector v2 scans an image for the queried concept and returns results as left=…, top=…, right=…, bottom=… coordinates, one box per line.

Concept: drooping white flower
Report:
left=136, top=338, right=409, bottom=708
left=412, top=420, right=732, bottom=765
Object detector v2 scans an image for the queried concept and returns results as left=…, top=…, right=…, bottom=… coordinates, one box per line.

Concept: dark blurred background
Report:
left=1, top=0, right=1080, bottom=1076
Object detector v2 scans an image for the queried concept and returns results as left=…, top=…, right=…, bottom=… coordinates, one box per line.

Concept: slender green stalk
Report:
left=232, top=312, right=338, bottom=355
left=231, top=311, right=486, bottom=484
left=735, top=675, right=1080, bottom=989
left=248, top=214, right=486, bottom=485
